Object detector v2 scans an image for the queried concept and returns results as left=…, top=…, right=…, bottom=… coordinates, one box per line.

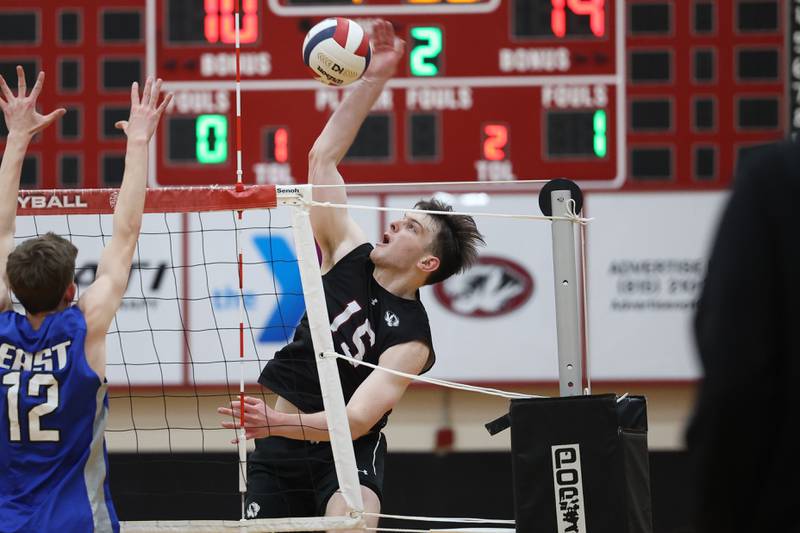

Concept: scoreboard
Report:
left=156, top=0, right=618, bottom=186
left=0, top=0, right=790, bottom=190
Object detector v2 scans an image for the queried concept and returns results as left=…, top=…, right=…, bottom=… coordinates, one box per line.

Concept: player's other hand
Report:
left=0, top=66, right=66, bottom=139
left=363, top=19, right=405, bottom=82
left=114, top=77, right=173, bottom=144
left=218, top=396, right=276, bottom=442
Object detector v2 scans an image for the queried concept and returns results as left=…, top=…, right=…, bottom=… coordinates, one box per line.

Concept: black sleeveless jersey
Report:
left=258, top=243, right=434, bottom=431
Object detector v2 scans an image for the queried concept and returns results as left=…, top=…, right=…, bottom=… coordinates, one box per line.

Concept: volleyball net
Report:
left=12, top=182, right=587, bottom=532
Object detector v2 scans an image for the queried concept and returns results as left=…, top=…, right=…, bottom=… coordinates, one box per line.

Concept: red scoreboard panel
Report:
left=0, top=1, right=789, bottom=190
left=0, top=1, right=148, bottom=189
left=155, top=0, right=621, bottom=187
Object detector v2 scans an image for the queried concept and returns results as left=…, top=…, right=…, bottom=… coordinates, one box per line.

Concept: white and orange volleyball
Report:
left=302, top=18, right=371, bottom=86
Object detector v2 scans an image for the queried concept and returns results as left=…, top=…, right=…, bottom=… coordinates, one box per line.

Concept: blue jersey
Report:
left=0, top=306, right=119, bottom=533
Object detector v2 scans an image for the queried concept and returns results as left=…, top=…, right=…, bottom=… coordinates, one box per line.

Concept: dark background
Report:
left=110, top=451, right=694, bottom=532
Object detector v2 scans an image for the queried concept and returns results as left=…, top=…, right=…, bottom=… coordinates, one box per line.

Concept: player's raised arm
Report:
left=78, top=78, right=172, bottom=377
left=0, top=67, right=65, bottom=312
left=308, top=20, right=405, bottom=271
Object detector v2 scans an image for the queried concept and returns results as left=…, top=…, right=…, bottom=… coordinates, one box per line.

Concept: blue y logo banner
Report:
left=253, top=235, right=306, bottom=343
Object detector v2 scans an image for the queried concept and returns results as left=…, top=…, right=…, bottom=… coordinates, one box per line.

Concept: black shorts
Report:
left=245, top=432, right=386, bottom=519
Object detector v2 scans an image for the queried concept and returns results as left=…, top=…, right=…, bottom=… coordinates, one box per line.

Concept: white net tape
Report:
left=121, top=516, right=362, bottom=532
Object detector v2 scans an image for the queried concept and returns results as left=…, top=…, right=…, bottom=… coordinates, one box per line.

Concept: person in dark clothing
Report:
left=687, top=140, right=800, bottom=533
left=217, top=21, right=485, bottom=529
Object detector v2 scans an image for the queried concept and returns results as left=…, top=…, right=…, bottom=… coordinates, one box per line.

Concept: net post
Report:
left=539, top=179, right=584, bottom=397
left=283, top=185, right=365, bottom=517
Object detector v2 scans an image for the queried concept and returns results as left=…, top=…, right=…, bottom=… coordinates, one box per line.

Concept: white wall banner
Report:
left=14, top=213, right=186, bottom=386
left=388, top=192, right=560, bottom=382
left=13, top=190, right=729, bottom=386
left=586, top=191, right=729, bottom=379
left=184, top=196, right=381, bottom=386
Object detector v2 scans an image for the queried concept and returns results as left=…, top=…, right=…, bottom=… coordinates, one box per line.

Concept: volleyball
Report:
left=302, top=18, right=371, bottom=87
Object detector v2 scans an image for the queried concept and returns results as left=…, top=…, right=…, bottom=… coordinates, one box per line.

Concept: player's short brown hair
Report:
left=6, top=232, right=78, bottom=314
left=415, top=198, right=485, bottom=286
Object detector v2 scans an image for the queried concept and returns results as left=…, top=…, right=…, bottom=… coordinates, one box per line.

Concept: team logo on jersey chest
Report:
left=384, top=311, right=399, bottom=327
left=246, top=502, right=261, bottom=518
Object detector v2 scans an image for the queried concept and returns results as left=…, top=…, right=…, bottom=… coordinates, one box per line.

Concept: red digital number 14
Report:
left=551, top=0, right=605, bottom=38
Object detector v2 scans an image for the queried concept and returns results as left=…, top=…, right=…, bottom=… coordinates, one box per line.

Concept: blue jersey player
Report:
left=0, top=66, right=172, bottom=533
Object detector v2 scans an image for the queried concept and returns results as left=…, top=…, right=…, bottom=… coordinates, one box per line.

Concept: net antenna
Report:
left=234, top=0, right=248, bottom=516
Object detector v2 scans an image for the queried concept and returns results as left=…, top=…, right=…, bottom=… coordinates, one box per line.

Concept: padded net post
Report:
left=286, top=185, right=364, bottom=515
left=508, top=394, right=653, bottom=533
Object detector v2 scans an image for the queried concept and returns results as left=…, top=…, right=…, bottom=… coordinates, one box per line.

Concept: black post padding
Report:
left=485, top=413, right=511, bottom=436
left=508, top=394, right=653, bottom=533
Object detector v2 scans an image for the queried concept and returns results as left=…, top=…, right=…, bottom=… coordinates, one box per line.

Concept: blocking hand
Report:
left=0, top=66, right=65, bottom=138
left=114, top=77, right=173, bottom=143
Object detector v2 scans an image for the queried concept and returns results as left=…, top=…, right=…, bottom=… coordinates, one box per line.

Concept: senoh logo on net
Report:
left=433, top=255, right=533, bottom=318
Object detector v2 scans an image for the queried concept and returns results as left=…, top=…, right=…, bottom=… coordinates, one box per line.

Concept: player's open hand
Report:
left=0, top=66, right=65, bottom=139
left=114, top=77, right=173, bottom=144
left=363, top=19, right=405, bottom=82
left=218, top=396, right=276, bottom=442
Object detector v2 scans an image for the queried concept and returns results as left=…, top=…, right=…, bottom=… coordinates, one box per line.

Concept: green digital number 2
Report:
left=409, top=27, right=443, bottom=77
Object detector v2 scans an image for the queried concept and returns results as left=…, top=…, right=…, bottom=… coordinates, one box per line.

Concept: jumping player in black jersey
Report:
left=218, top=20, right=484, bottom=529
